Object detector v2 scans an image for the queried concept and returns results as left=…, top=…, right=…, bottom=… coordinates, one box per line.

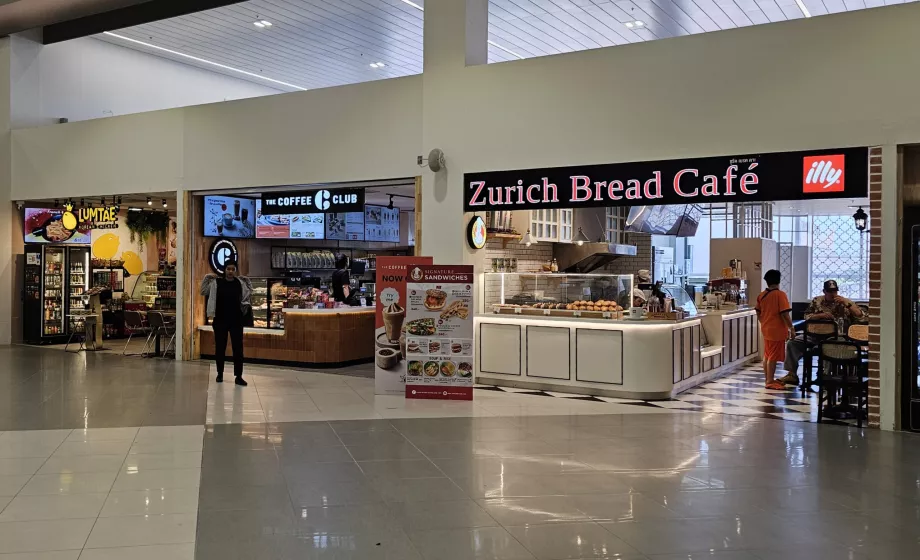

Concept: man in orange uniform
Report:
left=755, top=270, right=795, bottom=390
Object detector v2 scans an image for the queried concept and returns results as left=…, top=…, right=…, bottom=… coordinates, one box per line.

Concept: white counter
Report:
left=475, top=309, right=759, bottom=399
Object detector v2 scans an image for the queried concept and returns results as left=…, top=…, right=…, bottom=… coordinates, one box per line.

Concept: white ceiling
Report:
left=95, top=0, right=914, bottom=92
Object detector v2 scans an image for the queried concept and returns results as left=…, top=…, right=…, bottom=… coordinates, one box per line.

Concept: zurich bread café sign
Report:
left=462, top=147, right=869, bottom=212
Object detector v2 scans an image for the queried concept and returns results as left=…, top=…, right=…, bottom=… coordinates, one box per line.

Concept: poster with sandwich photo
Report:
left=404, top=264, right=474, bottom=401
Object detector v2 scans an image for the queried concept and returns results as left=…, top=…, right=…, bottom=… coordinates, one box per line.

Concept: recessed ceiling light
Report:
left=626, top=20, right=644, bottom=28
left=369, top=62, right=386, bottom=68
left=253, top=20, right=272, bottom=28
left=253, top=21, right=265, bottom=28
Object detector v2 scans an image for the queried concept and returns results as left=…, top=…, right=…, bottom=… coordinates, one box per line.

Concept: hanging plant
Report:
left=125, top=210, right=170, bottom=251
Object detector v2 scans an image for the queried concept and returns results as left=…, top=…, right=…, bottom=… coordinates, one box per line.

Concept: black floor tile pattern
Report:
left=475, top=365, right=856, bottom=425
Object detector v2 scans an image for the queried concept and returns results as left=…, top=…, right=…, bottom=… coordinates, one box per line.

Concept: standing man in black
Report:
left=200, top=260, right=252, bottom=385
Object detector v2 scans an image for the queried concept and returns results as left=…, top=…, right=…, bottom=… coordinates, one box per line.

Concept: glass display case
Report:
left=248, top=277, right=287, bottom=329
left=131, top=271, right=160, bottom=307
left=483, top=272, right=633, bottom=319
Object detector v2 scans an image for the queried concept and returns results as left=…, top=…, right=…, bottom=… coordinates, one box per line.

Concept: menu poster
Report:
left=374, top=256, right=434, bottom=396
left=405, top=265, right=475, bottom=401
left=326, top=212, right=365, bottom=241
left=365, top=205, right=400, bottom=243
left=24, top=208, right=92, bottom=245
left=255, top=201, right=325, bottom=239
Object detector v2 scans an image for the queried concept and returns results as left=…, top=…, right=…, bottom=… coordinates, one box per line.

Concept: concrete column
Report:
left=879, top=144, right=897, bottom=430
left=0, top=32, right=43, bottom=345
left=421, top=0, right=488, bottom=265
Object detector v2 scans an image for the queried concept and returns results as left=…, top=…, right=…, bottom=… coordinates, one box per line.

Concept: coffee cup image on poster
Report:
left=374, top=256, right=434, bottom=396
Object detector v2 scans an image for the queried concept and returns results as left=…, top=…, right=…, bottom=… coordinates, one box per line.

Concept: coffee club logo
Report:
left=209, top=238, right=239, bottom=275
left=261, top=188, right=364, bottom=214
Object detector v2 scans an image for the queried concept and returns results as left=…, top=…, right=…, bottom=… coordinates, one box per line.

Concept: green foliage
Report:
left=125, top=210, right=170, bottom=250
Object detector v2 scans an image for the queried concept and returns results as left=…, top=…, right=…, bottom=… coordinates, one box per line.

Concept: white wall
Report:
left=10, top=74, right=422, bottom=200
left=38, top=37, right=283, bottom=124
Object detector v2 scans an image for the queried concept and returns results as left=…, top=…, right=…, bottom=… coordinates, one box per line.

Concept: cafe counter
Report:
left=475, top=308, right=759, bottom=399
left=198, top=307, right=375, bottom=367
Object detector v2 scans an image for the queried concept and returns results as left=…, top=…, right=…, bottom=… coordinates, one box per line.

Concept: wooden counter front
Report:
left=199, top=309, right=375, bottom=367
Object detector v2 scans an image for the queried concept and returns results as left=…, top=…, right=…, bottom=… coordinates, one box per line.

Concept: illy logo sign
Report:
left=803, top=155, right=845, bottom=193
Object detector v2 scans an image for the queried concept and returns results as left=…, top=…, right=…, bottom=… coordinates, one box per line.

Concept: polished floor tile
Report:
left=2, top=349, right=920, bottom=560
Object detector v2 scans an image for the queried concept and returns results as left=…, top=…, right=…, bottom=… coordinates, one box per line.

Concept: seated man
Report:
left=779, top=279, right=868, bottom=386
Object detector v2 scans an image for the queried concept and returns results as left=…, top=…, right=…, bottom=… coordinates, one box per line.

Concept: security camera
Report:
left=15, top=201, right=24, bottom=210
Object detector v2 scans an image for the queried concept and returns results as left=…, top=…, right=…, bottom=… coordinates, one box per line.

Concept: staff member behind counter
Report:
left=331, top=254, right=351, bottom=303
left=779, top=279, right=868, bottom=387
left=631, top=269, right=653, bottom=307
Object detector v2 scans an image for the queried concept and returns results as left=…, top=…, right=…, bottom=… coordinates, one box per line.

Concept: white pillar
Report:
left=0, top=32, right=43, bottom=345
left=879, top=144, right=898, bottom=430
left=421, top=0, right=488, bottom=265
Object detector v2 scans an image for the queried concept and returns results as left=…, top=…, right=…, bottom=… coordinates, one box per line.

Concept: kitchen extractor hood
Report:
left=554, top=242, right=637, bottom=274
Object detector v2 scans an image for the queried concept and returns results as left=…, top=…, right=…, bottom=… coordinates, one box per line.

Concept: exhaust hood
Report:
left=553, top=242, right=637, bottom=274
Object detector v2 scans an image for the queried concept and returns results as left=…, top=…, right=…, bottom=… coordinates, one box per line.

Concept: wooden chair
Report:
left=800, top=319, right=839, bottom=391
left=817, top=340, right=869, bottom=427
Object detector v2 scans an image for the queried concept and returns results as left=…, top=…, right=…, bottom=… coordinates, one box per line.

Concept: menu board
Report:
left=404, top=265, right=474, bottom=400
left=365, top=205, right=400, bottom=243
left=24, top=208, right=92, bottom=244
left=374, top=256, right=434, bottom=396
left=203, top=196, right=255, bottom=238
left=326, top=212, right=365, bottom=241
left=255, top=201, right=325, bottom=239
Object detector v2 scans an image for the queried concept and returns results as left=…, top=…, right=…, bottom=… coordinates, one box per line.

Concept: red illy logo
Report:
left=803, top=155, right=845, bottom=193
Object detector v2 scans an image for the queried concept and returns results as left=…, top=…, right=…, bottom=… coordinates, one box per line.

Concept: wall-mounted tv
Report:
left=255, top=201, right=325, bottom=240
left=625, top=204, right=703, bottom=237
left=24, top=208, right=92, bottom=244
left=365, top=205, right=400, bottom=243
left=203, top=195, right=255, bottom=238
left=326, top=212, right=364, bottom=241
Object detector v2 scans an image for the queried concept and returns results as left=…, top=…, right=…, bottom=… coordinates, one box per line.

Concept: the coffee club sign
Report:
left=463, top=147, right=869, bottom=212
left=260, top=188, right=365, bottom=215
left=62, top=203, right=120, bottom=230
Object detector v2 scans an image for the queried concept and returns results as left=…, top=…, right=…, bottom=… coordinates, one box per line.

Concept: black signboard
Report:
left=261, top=188, right=365, bottom=215
left=463, top=147, right=869, bottom=212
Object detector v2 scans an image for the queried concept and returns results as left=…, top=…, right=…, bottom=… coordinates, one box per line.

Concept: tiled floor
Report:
left=206, top=365, right=682, bottom=424
left=0, top=425, right=200, bottom=558
left=480, top=364, right=857, bottom=425
left=1, top=346, right=919, bottom=560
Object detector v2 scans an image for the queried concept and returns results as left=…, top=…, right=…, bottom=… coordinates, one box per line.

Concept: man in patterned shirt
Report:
left=778, top=279, right=868, bottom=386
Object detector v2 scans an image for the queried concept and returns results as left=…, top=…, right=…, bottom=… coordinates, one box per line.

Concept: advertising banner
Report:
left=404, top=265, right=475, bottom=401
left=463, top=147, right=869, bottom=211
left=374, top=256, right=434, bottom=396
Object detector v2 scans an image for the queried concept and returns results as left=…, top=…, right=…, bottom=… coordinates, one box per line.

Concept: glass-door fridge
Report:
left=903, top=212, right=920, bottom=431
left=24, top=244, right=90, bottom=343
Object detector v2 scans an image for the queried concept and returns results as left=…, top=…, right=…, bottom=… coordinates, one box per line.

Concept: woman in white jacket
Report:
left=199, top=260, right=252, bottom=385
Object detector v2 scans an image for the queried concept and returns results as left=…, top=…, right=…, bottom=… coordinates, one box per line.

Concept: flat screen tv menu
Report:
left=326, top=212, right=364, bottom=241
left=255, top=201, right=325, bottom=239
left=204, top=196, right=255, bottom=238
left=365, top=205, right=400, bottom=243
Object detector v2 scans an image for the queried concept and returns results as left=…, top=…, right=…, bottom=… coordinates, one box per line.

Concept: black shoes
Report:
left=235, top=376, right=248, bottom=386
left=216, top=374, right=223, bottom=383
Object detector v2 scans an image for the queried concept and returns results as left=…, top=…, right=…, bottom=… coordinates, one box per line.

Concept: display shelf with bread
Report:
left=482, top=272, right=632, bottom=319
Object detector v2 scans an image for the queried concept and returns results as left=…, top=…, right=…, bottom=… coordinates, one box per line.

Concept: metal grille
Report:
left=810, top=215, right=869, bottom=301
left=778, top=242, right=794, bottom=294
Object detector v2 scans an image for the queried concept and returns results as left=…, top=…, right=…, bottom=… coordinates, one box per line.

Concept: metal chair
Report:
left=817, top=340, right=869, bottom=427
left=122, top=310, right=152, bottom=356
left=799, top=319, right=839, bottom=392
left=146, top=312, right=176, bottom=358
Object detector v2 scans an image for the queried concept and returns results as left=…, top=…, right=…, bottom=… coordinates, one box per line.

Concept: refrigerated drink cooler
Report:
left=23, top=245, right=90, bottom=344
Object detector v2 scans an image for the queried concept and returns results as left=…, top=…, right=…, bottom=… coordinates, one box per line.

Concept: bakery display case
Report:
left=483, top=272, right=633, bottom=319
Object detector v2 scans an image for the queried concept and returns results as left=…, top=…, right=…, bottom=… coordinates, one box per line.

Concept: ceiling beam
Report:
left=42, top=0, right=246, bottom=44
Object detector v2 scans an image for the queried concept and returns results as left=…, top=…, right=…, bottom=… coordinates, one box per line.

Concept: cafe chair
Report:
left=847, top=324, right=869, bottom=344
left=799, top=319, right=839, bottom=392
left=817, top=340, right=869, bottom=428
left=122, top=310, right=152, bottom=356
left=147, top=311, right=176, bottom=359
